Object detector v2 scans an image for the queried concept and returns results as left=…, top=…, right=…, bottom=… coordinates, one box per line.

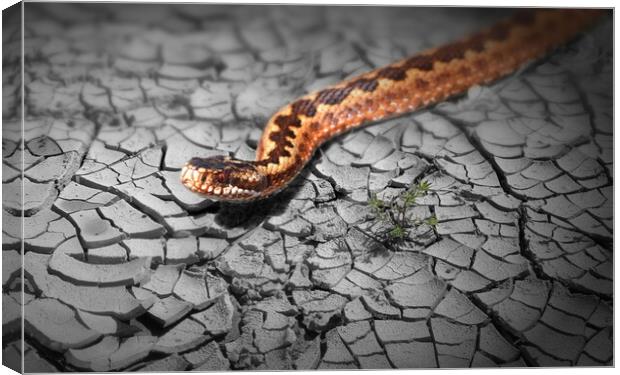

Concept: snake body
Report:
left=181, top=9, right=603, bottom=202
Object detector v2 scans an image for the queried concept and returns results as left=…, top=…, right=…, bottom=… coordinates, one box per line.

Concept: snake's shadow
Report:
left=210, top=172, right=307, bottom=229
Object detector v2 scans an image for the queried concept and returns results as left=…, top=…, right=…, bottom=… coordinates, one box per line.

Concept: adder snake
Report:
left=181, top=9, right=604, bottom=202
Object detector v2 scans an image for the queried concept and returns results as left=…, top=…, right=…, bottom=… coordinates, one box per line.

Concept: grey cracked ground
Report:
left=1, top=3, right=613, bottom=371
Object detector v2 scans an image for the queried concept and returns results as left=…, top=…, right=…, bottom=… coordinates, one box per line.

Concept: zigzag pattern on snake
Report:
left=181, top=9, right=604, bottom=202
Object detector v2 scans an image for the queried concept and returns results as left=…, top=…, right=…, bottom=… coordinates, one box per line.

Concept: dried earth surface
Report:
left=2, top=4, right=613, bottom=371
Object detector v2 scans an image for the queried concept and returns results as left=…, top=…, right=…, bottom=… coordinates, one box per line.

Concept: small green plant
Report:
left=368, top=180, right=437, bottom=245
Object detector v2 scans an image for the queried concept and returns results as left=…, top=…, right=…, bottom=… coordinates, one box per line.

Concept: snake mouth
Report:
left=180, top=163, right=261, bottom=201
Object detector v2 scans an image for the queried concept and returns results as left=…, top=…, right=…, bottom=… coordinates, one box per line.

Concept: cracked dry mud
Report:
left=2, top=3, right=613, bottom=372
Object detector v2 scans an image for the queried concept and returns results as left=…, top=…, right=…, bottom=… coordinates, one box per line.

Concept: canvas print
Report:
left=2, top=2, right=613, bottom=372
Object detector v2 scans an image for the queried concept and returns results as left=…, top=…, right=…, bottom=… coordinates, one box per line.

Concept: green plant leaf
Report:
left=425, top=215, right=438, bottom=227
left=418, top=180, right=431, bottom=192
left=388, top=225, right=406, bottom=239
left=368, top=193, right=385, bottom=210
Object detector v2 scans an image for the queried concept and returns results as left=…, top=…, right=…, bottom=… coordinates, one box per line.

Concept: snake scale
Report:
left=181, top=9, right=604, bottom=202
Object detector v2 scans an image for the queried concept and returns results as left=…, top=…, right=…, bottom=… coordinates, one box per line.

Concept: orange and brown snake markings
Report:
left=181, top=9, right=605, bottom=202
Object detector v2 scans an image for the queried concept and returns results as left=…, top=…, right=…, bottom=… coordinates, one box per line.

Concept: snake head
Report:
left=181, top=155, right=268, bottom=201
